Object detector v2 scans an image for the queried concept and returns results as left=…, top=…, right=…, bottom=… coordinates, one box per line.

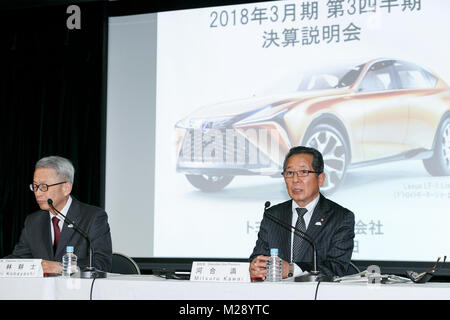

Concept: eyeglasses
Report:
left=282, top=170, right=319, bottom=178
left=29, top=181, right=67, bottom=192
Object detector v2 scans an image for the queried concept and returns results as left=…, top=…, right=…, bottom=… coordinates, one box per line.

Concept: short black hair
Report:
left=282, top=146, right=324, bottom=176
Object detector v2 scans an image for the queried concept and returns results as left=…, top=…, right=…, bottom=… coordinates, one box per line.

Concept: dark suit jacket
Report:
left=250, top=194, right=355, bottom=277
left=4, top=197, right=113, bottom=272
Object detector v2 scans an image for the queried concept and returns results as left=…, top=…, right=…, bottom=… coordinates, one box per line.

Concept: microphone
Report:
left=47, top=199, right=107, bottom=279
left=263, top=201, right=332, bottom=282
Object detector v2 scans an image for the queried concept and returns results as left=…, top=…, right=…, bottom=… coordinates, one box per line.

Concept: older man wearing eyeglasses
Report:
left=4, top=156, right=112, bottom=275
left=249, top=146, right=355, bottom=280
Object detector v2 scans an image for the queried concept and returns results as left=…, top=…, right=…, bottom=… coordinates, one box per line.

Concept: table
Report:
left=1, top=275, right=449, bottom=300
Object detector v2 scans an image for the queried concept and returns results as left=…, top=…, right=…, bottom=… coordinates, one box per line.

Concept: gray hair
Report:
left=35, top=156, right=75, bottom=184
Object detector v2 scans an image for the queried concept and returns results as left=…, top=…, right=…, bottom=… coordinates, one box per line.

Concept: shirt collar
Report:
left=291, top=193, right=320, bottom=217
left=48, top=196, right=72, bottom=221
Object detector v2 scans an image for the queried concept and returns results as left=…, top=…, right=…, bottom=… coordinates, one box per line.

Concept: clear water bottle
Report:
left=62, top=246, right=78, bottom=277
left=266, top=248, right=282, bottom=282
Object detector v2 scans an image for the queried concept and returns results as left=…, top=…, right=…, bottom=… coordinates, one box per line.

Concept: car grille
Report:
left=178, top=128, right=273, bottom=168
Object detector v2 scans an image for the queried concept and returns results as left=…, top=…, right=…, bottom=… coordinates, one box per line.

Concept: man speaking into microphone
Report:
left=249, top=146, right=355, bottom=279
left=4, top=156, right=112, bottom=274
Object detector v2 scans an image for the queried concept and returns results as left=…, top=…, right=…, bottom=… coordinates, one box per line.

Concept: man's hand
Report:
left=41, top=260, right=62, bottom=274
left=249, top=255, right=269, bottom=280
left=281, top=260, right=290, bottom=278
left=250, top=256, right=292, bottom=280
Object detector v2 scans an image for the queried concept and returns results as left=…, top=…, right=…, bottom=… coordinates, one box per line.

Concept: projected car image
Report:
left=174, top=58, right=450, bottom=194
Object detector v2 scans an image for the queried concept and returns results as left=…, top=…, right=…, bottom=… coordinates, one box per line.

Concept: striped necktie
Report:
left=292, top=207, right=307, bottom=261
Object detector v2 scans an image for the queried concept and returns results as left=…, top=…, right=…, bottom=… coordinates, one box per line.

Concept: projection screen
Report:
left=106, top=0, right=450, bottom=265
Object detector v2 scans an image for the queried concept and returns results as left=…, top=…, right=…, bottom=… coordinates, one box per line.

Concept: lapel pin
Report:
left=68, top=224, right=74, bottom=228
left=315, top=221, right=322, bottom=226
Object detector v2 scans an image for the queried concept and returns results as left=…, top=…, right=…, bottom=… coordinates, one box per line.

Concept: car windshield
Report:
left=297, top=64, right=365, bottom=91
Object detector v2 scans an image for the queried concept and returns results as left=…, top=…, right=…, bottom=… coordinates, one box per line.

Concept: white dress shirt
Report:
left=49, top=196, right=72, bottom=245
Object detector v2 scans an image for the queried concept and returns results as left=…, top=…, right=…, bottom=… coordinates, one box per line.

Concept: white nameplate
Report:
left=0, top=259, right=44, bottom=278
left=190, top=261, right=250, bottom=283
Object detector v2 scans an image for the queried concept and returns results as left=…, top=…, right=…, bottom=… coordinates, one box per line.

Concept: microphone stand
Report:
left=48, top=199, right=107, bottom=279
left=263, top=202, right=333, bottom=282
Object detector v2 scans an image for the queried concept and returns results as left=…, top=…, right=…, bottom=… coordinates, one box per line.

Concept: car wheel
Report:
left=185, top=174, right=234, bottom=192
left=303, top=124, right=349, bottom=195
left=423, top=117, right=450, bottom=176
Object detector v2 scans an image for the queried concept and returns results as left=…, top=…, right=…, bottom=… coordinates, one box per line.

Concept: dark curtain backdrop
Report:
left=0, top=2, right=107, bottom=257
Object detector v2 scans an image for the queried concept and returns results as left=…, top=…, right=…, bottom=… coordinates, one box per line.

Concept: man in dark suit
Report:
left=4, top=156, right=112, bottom=274
left=249, top=146, right=355, bottom=279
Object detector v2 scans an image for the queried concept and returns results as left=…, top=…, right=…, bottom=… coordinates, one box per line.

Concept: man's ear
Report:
left=318, top=172, right=326, bottom=187
left=64, top=182, right=73, bottom=196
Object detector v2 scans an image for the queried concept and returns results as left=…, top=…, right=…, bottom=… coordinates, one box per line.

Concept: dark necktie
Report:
left=292, top=207, right=308, bottom=261
left=52, top=216, right=61, bottom=253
